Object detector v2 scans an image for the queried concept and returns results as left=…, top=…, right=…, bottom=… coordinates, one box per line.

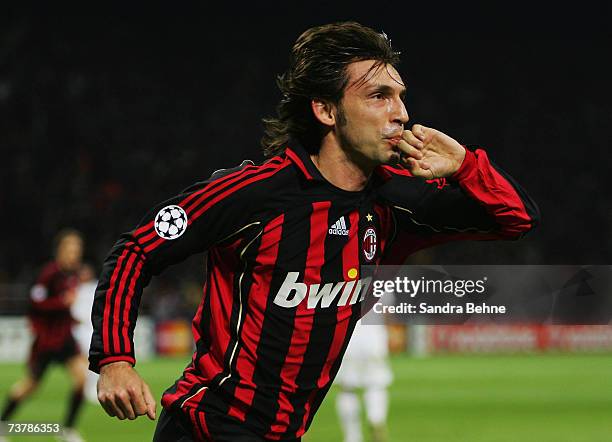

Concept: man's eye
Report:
left=372, top=93, right=384, bottom=100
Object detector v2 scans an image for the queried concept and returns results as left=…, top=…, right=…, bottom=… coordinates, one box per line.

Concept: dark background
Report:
left=2, top=3, right=611, bottom=286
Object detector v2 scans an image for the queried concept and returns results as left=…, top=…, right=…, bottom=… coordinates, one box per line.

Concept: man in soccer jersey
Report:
left=89, top=22, right=539, bottom=441
left=1, top=229, right=87, bottom=442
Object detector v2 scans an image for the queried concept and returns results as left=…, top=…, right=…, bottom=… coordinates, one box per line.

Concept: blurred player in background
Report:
left=335, top=320, right=392, bottom=442
left=72, top=263, right=99, bottom=403
left=0, top=229, right=87, bottom=442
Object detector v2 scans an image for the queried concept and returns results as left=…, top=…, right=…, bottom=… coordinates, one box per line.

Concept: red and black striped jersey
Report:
left=29, top=262, right=78, bottom=350
left=89, top=142, right=538, bottom=440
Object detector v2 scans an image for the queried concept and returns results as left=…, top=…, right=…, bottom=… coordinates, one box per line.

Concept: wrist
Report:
left=100, top=361, right=133, bottom=373
left=454, top=145, right=466, bottom=172
left=451, top=147, right=476, bottom=181
left=98, top=355, right=136, bottom=372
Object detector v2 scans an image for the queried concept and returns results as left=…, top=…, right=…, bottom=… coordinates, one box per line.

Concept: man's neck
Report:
left=310, top=139, right=373, bottom=192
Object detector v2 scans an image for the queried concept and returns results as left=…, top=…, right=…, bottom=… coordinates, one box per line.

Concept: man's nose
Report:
left=392, top=98, right=409, bottom=126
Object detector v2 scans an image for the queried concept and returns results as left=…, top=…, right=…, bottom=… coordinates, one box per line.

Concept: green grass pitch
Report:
left=1, top=353, right=611, bottom=441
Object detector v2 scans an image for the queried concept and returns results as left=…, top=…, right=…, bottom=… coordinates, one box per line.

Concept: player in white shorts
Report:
left=334, top=319, right=392, bottom=442
left=71, top=264, right=99, bottom=403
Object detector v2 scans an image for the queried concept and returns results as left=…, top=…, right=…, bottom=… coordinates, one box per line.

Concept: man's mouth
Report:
left=385, top=136, right=403, bottom=146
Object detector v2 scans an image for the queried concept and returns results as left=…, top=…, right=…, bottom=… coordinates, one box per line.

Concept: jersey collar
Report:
left=284, top=142, right=327, bottom=182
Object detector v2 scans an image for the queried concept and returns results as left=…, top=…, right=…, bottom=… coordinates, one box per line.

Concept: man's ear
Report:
left=311, top=99, right=336, bottom=127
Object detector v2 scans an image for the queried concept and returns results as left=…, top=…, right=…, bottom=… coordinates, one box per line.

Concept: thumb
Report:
left=405, top=158, right=430, bottom=178
left=419, top=161, right=437, bottom=179
left=142, top=381, right=156, bottom=420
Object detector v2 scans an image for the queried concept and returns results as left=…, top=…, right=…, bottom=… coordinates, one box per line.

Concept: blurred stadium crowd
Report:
left=1, top=7, right=611, bottom=314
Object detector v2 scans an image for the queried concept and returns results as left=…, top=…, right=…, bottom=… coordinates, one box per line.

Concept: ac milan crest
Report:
left=362, top=227, right=377, bottom=262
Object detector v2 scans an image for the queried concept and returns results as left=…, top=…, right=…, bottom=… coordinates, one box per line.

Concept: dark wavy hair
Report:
left=261, top=22, right=400, bottom=157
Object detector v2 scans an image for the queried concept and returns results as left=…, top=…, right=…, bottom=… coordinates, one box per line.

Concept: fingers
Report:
left=401, top=130, right=424, bottom=150
left=98, top=396, right=118, bottom=418
left=115, top=390, right=137, bottom=420
left=98, top=389, right=120, bottom=418
left=421, top=162, right=436, bottom=179
left=98, top=386, right=147, bottom=420
left=97, top=378, right=116, bottom=418
left=405, top=158, right=436, bottom=179
left=403, top=124, right=441, bottom=178
left=142, top=382, right=157, bottom=420
left=411, top=124, right=428, bottom=141
left=396, top=139, right=422, bottom=161
left=128, top=384, right=148, bottom=419
left=98, top=389, right=134, bottom=420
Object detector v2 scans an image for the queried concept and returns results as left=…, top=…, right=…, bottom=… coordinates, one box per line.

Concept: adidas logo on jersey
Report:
left=329, top=216, right=349, bottom=236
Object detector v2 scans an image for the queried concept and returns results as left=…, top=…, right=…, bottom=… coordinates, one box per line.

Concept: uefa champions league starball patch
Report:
left=154, top=205, right=188, bottom=240
left=362, top=227, right=377, bottom=262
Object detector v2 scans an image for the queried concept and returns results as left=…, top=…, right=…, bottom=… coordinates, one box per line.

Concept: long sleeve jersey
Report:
left=29, top=262, right=78, bottom=350
left=89, top=142, right=538, bottom=440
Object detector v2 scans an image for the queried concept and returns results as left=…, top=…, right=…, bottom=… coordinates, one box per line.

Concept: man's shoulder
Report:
left=182, top=155, right=295, bottom=199
left=208, top=159, right=259, bottom=181
left=38, top=261, right=61, bottom=282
